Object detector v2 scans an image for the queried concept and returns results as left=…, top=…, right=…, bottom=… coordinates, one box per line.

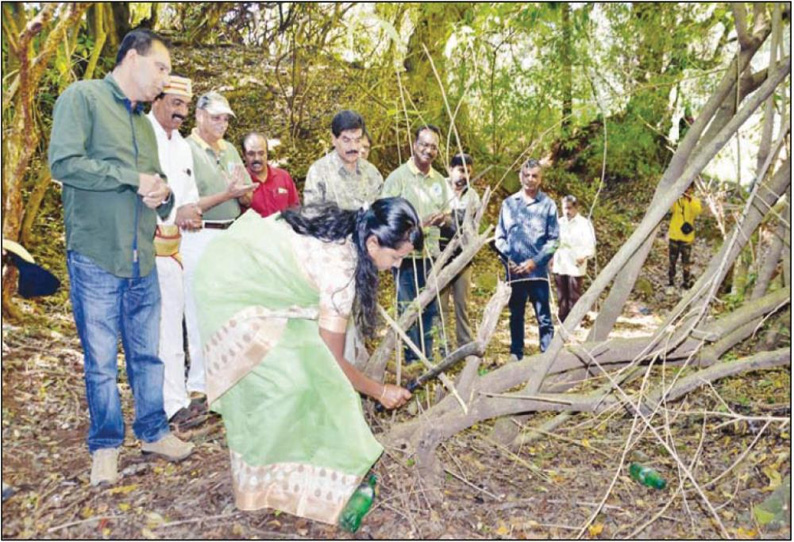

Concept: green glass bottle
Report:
left=629, top=463, right=666, bottom=489
left=338, top=474, right=377, bottom=532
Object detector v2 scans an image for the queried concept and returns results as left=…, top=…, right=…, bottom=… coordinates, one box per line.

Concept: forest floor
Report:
left=2, top=225, right=790, bottom=540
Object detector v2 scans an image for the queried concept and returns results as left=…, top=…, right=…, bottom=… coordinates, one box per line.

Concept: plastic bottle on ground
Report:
left=629, top=463, right=666, bottom=489
left=338, top=473, right=377, bottom=532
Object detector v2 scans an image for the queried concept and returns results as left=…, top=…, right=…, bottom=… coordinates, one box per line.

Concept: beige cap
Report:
left=196, top=91, right=235, bottom=117
left=162, top=75, right=193, bottom=99
left=2, top=239, right=34, bottom=263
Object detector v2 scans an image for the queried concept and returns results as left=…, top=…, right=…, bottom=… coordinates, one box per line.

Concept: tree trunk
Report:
left=560, top=3, right=573, bottom=139
left=586, top=16, right=773, bottom=342
left=2, top=4, right=88, bottom=320
left=393, top=51, right=791, bottom=454
left=753, top=4, right=782, bottom=186
left=19, top=165, right=52, bottom=247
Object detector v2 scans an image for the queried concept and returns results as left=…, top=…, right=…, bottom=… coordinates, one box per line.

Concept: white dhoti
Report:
left=181, top=226, right=226, bottom=394
left=156, top=255, right=191, bottom=419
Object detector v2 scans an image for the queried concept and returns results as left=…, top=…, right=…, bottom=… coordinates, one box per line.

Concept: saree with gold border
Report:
left=193, top=210, right=382, bottom=524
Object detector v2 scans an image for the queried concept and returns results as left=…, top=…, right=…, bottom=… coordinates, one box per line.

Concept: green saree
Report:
left=193, top=211, right=383, bottom=524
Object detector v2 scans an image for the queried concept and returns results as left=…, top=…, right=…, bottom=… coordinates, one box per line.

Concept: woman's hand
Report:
left=378, top=384, right=411, bottom=410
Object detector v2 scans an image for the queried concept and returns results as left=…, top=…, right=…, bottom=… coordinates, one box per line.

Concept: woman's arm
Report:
left=319, top=328, right=410, bottom=410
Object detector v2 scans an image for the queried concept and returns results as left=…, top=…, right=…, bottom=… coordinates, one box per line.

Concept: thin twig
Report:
left=572, top=346, right=730, bottom=538
left=153, top=512, right=240, bottom=529
left=478, top=391, right=573, bottom=405
left=48, top=515, right=123, bottom=533
left=443, top=468, right=502, bottom=501
left=705, top=420, right=773, bottom=488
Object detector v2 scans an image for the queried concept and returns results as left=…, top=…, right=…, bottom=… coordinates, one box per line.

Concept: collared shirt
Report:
left=668, top=195, right=702, bottom=243
left=147, top=113, right=199, bottom=225
left=381, top=159, right=452, bottom=258
left=48, top=73, right=173, bottom=278
left=448, top=180, right=482, bottom=215
left=495, top=190, right=559, bottom=280
left=247, top=165, right=299, bottom=218
left=552, top=213, right=596, bottom=277
left=440, top=182, right=481, bottom=255
left=304, top=151, right=383, bottom=210
left=186, top=129, right=247, bottom=221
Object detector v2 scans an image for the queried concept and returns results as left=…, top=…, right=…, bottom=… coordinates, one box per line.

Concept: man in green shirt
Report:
left=48, top=28, right=194, bottom=487
left=183, top=91, right=254, bottom=398
left=381, top=125, right=453, bottom=363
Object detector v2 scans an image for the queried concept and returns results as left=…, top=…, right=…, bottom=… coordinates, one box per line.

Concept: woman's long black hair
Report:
left=280, top=197, right=423, bottom=337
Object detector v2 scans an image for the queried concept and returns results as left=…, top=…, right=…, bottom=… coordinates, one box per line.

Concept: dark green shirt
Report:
left=48, top=74, right=173, bottom=278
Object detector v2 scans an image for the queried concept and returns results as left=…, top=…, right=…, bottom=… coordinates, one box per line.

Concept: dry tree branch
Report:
left=570, top=345, right=731, bottom=538
left=377, top=304, right=468, bottom=415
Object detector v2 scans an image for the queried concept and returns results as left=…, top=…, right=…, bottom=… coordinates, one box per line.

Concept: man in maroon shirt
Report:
left=242, top=132, right=299, bottom=217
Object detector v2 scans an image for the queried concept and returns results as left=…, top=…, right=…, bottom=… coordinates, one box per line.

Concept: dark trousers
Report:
left=394, top=259, right=438, bottom=362
left=508, top=279, right=554, bottom=359
left=554, top=274, right=583, bottom=323
left=669, top=240, right=693, bottom=287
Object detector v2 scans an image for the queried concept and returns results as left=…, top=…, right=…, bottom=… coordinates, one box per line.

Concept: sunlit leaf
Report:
left=588, top=523, right=604, bottom=537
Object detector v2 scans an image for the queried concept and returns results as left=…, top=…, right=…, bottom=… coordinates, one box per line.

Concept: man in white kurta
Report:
left=147, top=76, right=204, bottom=423
left=551, top=195, right=596, bottom=324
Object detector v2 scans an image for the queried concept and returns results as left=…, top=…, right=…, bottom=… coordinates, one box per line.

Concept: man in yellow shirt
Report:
left=667, top=185, right=702, bottom=293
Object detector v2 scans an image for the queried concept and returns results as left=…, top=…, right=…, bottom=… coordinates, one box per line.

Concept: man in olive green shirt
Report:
left=381, top=125, right=452, bottom=363
left=48, top=28, right=193, bottom=487
left=183, top=91, right=254, bottom=397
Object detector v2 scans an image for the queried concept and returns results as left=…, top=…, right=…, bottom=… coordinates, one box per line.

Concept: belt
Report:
left=203, top=221, right=234, bottom=230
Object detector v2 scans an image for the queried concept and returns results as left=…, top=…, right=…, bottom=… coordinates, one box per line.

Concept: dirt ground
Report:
left=2, top=231, right=790, bottom=539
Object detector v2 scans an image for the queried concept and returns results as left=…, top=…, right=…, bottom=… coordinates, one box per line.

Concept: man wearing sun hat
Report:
left=182, top=91, right=254, bottom=401
left=147, top=75, right=206, bottom=429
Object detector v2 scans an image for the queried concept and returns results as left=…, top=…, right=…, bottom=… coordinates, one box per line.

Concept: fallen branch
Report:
left=377, top=304, right=468, bottom=414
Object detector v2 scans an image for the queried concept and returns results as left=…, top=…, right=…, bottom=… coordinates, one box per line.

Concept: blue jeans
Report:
left=508, top=278, right=554, bottom=359
left=394, top=259, right=438, bottom=362
left=67, top=251, right=169, bottom=453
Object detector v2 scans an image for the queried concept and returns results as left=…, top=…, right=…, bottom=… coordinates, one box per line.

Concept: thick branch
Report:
left=731, top=4, right=753, bottom=50
left=523, top=57, right=791, bottom=396
left=455, top=280, right=512, bottom=398
left=642, top=348, right=791, bottom=413
left=386, top=347, right=791, bottom=453
left=393, top=285, right=789, bottom=431
left=587, top=20, right=774, bottom=342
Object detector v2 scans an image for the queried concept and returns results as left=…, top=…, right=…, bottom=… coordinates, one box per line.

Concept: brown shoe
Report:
left=141, top=433, right=194, bottom=462
left=169, top=404, right=207, bottom=431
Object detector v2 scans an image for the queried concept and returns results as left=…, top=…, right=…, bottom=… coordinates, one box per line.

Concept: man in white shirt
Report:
left=147, top=76, right=204, bottom=427
left=551, top=195, right=596, bottom=324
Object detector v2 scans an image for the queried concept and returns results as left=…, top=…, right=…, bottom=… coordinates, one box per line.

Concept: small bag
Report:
left=678, top=198, right=694, bottom=235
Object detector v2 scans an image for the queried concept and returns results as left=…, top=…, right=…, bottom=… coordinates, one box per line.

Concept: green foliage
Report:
left=5, top=2, right=765, bottom=283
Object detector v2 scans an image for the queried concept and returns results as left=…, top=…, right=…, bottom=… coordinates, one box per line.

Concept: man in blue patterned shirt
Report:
left=495, top=159, right=559, bottom=359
